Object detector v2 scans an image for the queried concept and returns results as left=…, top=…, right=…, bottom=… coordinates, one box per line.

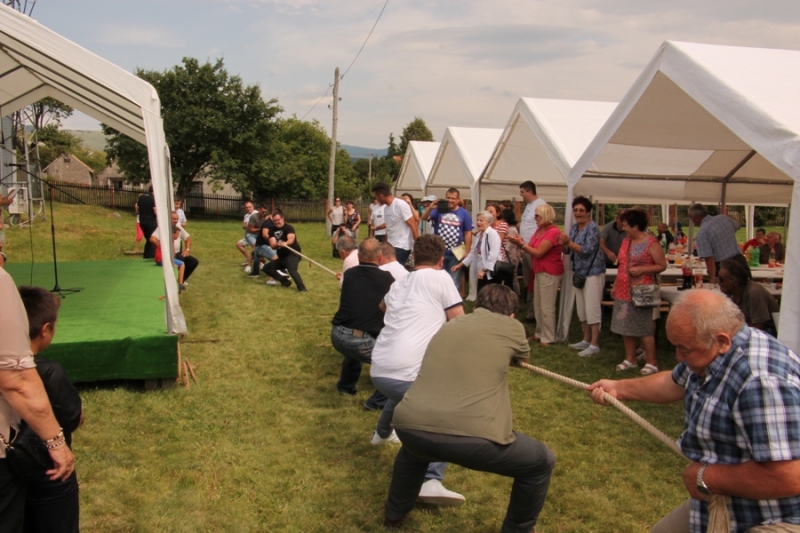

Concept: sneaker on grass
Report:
left=578, top=345, right=601, bottom=357
left=569, top=340, right=590, bottom=350
left=266, top=279, right=277, bottom=286
left=244, top=265, right=252, bottom=274
left=370, top=430, right=400, bottom=445
left=417, top=479, right=465, bottom=506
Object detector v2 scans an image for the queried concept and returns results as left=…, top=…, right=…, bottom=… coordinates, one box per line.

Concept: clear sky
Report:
left=27, top=0, right=800, bottom=149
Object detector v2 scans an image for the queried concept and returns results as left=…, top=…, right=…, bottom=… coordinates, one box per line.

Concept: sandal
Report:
left=616, top=360, right=638, bottom=371
left=640, top=364, right=659, bottom=376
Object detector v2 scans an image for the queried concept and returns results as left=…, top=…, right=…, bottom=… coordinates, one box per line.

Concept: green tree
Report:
left=398, top=117, right=434, bottom=155
left=103, top=58, right=282, bottom=198
left=352, top=156, right=400, bottom=196
left=387, top=132, right=399, bottom=159
left=30, top=98, right=73, bottom=130
left=36, top=125, right=82, bottom=169
left=251, top=117, right=359, bottom=200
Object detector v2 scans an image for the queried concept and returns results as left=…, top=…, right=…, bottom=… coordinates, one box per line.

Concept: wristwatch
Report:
left=696, top=462, right=711, bottom=495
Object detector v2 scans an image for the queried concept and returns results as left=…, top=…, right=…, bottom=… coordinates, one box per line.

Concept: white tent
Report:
left=0, top=4, right=186, bottom=334
left=568, top=40, right=800, bottom=352
left=426, top=126, right=503, bottom=217
left=394, top=141, right=440, bottom=197
left=479, top=98, right=617, bottom=208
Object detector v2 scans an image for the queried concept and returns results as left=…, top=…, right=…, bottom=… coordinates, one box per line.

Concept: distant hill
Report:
left=341, top=145, right=387, bottom=160
left=68, top=130, right=108, bottom=152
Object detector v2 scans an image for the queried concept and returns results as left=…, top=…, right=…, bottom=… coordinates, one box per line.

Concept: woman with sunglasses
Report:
left=557, top=197, right=606, bottom=357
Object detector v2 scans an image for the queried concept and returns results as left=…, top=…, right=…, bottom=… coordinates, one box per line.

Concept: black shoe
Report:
left=337, top=388, right=357, bottom=397
left=281, top=279, right=292, bottom=288
left=384, top=516, right=404, bottom=529
left=247, top=272, right=260, bottom=278
left=363, top=402, right=385, bottom=411
left=298, top=287, right=308, bottom=293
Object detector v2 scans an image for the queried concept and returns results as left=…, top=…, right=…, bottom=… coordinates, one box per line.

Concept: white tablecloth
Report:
left=660, top=285, right=781, bottom=305
left=607, top=266, right=783, bottom=281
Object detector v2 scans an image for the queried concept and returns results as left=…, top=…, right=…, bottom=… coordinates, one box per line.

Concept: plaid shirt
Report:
left=695, top=214, right=741, bottom=262
left=672, top=326, right=800, bottom=533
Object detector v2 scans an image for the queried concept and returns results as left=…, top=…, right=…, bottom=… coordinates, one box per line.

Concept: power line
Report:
left=341, top=0, right=390, bottom=80
left=297, top=0, right=390, bottom=120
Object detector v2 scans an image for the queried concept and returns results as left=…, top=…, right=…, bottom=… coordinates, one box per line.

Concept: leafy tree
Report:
left=73, top=147, right=107, bottom=174
left=36, top=125, right=82, bottom=169
left=386, top=133, right=399, bottom=159
left=399, top=117, right=434, bottom=155
left=250, top=117, right=359, bottom=200
left=103, top=58, right=282, bottom=198
left=352, top=156, right=400, bottom=196
left=30, top=98, right=73, bottom=130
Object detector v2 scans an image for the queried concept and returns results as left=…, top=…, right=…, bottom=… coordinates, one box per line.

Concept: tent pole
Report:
left=720, top=150, right=757, bottom=210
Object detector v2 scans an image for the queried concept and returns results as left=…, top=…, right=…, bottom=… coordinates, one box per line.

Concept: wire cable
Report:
left=340, top=0, right=390, bottom=80
left=297, top=0, right=390, bottom=119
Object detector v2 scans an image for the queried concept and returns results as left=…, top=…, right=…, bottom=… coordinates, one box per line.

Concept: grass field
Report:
left=3, top=204, right=691, bottom=533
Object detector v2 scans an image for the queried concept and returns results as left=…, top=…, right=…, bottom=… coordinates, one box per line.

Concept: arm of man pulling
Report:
left=0, top=368, right=75, bottom=481
left=683, top=459, right=800, bottom=502
left=588, top=370, right=685, bottom=405
left=181, top=235, right=192, bottom=257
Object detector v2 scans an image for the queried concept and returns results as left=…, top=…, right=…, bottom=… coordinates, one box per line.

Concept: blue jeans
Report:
left=251, top=245, right=277, bottom=275
left=443, top=251, right=460, bottom=289
left=330, top=326, right=387, bottom=407
left=394, top=247, right=411, bottom=267
left=371, top=376, right=446, bottom=481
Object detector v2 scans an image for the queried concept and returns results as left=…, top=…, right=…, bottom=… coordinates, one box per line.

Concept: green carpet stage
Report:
left=6, top=260, right=178, bottom=383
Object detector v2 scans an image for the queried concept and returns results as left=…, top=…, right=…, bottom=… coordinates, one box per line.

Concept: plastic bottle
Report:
left=750, top=246, right=760, bottom=267
left=668, top=242, right=676, bottom=263
left=769, top=249, right=776, bottom=268
left=744, top=248, right=751, bottom=264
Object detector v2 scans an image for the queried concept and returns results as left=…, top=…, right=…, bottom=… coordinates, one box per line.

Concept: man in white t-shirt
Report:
left=369, top=234, right=465, bottom=506
left=519, top=180, right=547, bottom=320
left=378, top=241, right=408, bottom=281
left=369, top=199, right=387, bottom=243
left=371, top=183, right=418, bottom=266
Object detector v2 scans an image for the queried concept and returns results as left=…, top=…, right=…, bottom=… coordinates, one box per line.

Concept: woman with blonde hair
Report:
left=509, top=204, right=563, bottom=346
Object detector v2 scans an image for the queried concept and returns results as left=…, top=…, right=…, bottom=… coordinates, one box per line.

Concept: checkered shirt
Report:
left=695, top=215, right=741, bottom=262
left=432, top=207, right=472, bottom=250
left=672, top=326, right=800, bottom=533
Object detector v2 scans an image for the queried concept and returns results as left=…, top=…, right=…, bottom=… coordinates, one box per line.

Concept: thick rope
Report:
left=278, top=244, right=338, bottom=277
left=518, top=361, right=731, bottom=532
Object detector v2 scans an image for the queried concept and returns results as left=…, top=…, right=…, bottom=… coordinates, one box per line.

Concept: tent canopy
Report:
left=570, top=41, right=798, bottom=206
left=0, top=4, right=186, bottom=334
left=426, top=126, right=502, bottom=212
left=567, top=40, right=800, bottom=353
left=394, top=141, right=440, bottom=196
left=479, top=97, right=617, bottom=207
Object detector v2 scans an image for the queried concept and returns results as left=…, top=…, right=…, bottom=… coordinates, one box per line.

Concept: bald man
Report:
left=589, top=290, right=800, bottom=533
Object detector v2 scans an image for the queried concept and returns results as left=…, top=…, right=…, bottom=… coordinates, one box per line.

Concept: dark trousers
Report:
left=0, top=459, right=27, bottom=533
left=175, top=253, right=199, bottom=281
left=331, top=225, right=342, bottom=257
left=140, top=222, right=157, bottom=259
left=394, top=248, right=411, bottom=266
left=386, top=429, right=555, bottom=533
left=263, top=254, right=306, bottom=291
left=330, top=325, right=387, bottom=408
left=24, top=471, right=79, bottom=533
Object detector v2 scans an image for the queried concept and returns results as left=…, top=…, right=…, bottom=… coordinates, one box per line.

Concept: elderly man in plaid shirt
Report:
left=689, top=203, right=750, bottom=282
left=589, top=290, right=800, bottom=533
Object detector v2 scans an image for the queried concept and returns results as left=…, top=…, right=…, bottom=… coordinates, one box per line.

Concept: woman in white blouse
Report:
left=451, top=211, right=501, bottom=293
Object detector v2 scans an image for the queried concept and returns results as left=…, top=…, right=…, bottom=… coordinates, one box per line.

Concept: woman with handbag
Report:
left=343, top=201, right=361, bottom=239
left=451, top=211, right=502, bottom=293
left=508, top=204, right=563, bottom=346
left=557, top=196, right=606, bottom=357
left=610, top=209, right=666, bottom=375
left=486, top=204, right=514, bottom=287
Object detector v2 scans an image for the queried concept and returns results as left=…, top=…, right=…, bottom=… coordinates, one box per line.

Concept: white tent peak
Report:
left=479, top=97, right=617, bottom=206
left=427, top=127, right=503, bottom=198
left=394, top=141, right=440, bottom=196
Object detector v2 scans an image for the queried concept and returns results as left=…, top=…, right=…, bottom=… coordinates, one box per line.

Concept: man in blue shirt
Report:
left=588, top=290, right=800, bottom=533
left=421, top=188, right=473, bottom=289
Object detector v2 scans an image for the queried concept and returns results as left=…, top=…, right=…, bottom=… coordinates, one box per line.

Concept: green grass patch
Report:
left=4, top=203, right=688, bottom=532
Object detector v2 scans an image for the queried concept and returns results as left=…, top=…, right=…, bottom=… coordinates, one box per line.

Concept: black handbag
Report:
left=1, top=422, right=54, bottom=479
left=571, top=231, right=601, bottom=289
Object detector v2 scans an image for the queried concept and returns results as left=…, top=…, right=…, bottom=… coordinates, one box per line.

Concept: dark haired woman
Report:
left=610, top=209, right=666, bottom=375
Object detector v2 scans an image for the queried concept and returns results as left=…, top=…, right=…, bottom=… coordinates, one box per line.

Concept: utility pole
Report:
left=326, top=67, right=340, bottom=237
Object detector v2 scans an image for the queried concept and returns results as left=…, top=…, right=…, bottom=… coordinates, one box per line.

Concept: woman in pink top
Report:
left=509, top=204, right=563, bottom=346
left=611, top=209, right=666, bottom=375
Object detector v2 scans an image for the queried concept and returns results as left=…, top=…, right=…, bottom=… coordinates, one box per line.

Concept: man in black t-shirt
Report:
left=262, top=210, right=307, bottom=292
left=331, top=238, right=394, bottom=410
left=136, top=186, right=157, bottom=259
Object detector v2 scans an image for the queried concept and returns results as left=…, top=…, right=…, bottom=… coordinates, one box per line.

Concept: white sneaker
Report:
left=266, top=279, right=277, bottom=286
left=244, top=265, right=252, bottom=274
left=370, top=430, right=401, bottom=445
left=569, top=340, right=590, bottom=350
left=578, top=345, right=601, bottom=357
left=417, top=479, right=465, bottom=506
